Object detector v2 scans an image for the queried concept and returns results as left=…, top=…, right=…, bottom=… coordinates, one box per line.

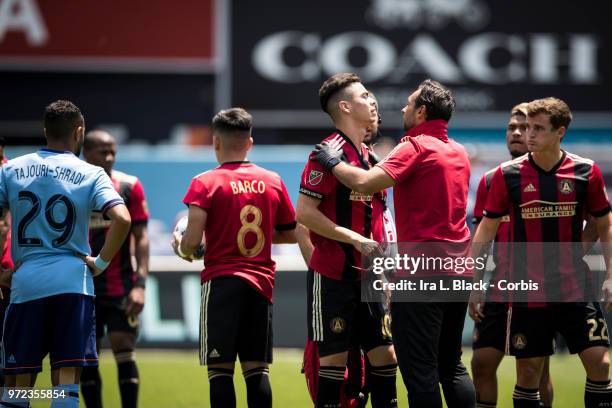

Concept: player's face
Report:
left=506, top=114, right=528, bottom=158
left=345, top=83, right=378, bottom=128
left=364, top=95, right=379, bottom=145
left=526, top=113, right=564, bottom=153
left=87, top=140, right=116, bottom=175
left=401, top=90, right=422, bottom=131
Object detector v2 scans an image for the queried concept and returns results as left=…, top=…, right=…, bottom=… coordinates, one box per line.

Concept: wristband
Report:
left=134, top=275, right=146, bottom=289
left=326, top=156, right=341, bottom=170
left=94, top=255, right=110, bottom=271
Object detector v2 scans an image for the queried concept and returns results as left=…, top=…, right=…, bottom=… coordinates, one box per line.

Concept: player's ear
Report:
left=417, top=105, right=427, bottom=121
left=247, top=137, right=253, bottom=151
left=212, top=134, right=221, bottom=151
left=557, top=126, right=566, bottom=142
left=74, top=126, right=85, bottom=144
left=338, top=100, right=351, bottom=115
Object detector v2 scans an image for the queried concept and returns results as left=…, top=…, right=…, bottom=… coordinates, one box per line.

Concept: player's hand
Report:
left=601, top=278, right=612, bottom=311
left=126, top=287, right=145, bottom=316
left=468, top=289, right=486, bottom=322
left=171, top=231, right=192, bottom=262
left=0, top=266, right=13, bottom=287
left=79, top=254, right=104, bottom=277
left=312, top=142, right=343, bottom=171
left=351, top=236, right=382, bottom=258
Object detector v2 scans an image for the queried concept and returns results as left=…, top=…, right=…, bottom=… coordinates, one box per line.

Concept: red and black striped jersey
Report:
left=484, top=151, right=611, bottom=303
left=473, top=168, right=512, bottom=302
left=183, top=162, right=296, bottom=303
left=89, top=170, right=149, bottom=298
left=299, top=131, right=374, bottom=281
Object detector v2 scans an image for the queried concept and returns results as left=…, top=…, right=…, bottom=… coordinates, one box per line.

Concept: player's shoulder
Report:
left=191, top=169, right=214, bottom=182
left=481, top=166, right=499, bottom=189
left=111, top=169, right=139, bottom=186
left=4, top=152, right=40, bottom=167
left=565, top=151, right=595, bottom=167
left=321, top=131, right=343, bottom=144
left=246, top=163, right=284, bottom=187
left=499, top=153, right=529, bottom=171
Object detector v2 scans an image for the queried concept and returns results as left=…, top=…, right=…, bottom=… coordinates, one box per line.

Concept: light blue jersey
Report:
left=0, top=149, right=123, bottom=303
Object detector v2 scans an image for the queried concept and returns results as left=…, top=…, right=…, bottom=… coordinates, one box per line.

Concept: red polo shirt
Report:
left=378, top=119, right=471, bottom=243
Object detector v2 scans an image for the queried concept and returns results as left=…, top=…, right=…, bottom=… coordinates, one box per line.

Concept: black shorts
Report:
left=472, top=302, right=508, bottom=352
left=307, top=270, right=392, bottom=357
left=199, top=276, right=272, bottom=366
left=95, top=296, right=139, bottom=338
left=508, top=302, right=610, bottom=358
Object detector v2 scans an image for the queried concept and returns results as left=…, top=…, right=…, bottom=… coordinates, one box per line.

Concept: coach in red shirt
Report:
left=314, top=79, right=476, bottom=407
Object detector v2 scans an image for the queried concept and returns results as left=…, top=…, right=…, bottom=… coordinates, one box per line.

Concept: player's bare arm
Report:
left=295, top=223, right=314, bottom=265
left=596, top=212, right=612, bottom=309
left=296, top=193, right=378, bottom=255
left=126, top=223, right=149, bottom=316
left=272, top=228, right=297, bottom=244
left=83, top=204, right=131, bottom=276
left=178, top=204, right=207, bottom=258
left=583, top=215, right=599, bottom=253
left=313, top=142, right=394, bottom=194
left=468, top=216, right=500, bottom=322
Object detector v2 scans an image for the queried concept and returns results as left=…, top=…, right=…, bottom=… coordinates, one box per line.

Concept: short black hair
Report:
left=414, top=79, right=455, bottom=122
left=212, top=107, right=252, bottom=135
left=83, top=129, right=114, bottom=151
left=319, top=73, right=361, bottom=114
left=44, top=100, right=84, bottom=140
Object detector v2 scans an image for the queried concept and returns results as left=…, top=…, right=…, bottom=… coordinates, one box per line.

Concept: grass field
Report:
left=28, top=348, right=585, bottom=407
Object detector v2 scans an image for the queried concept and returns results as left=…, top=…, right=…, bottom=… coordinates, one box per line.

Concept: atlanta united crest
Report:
left=512, top=333, right=527, bottom=350
left=558, top=179, right=574, bottom=194
left=330, top=317, right=346, bottom=334
left=308, top=170, right=324, bottom=186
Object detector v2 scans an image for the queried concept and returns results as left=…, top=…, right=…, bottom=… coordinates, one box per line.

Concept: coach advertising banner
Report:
left=0, top=0, right=215, bottom=72
left=228, top=0, right=612, bottom=127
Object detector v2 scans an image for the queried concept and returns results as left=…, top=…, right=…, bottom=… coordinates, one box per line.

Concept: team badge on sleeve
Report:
left=308, top=170, right=324, bottom=186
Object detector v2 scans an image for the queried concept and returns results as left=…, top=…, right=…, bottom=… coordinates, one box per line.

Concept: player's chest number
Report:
left=237, top=205, right=265, bottom=257
left=17, top=191, right=76, bottom=247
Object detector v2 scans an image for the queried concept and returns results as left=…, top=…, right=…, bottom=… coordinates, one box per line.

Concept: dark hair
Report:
left=44, top=100, right=84, bottom=140
left=319, top=73, right=362, bottom=114
left=511, top=102, right=529, bottom=117
left=414, top=79, right=455, bottom=122
left=0, top=136, right=5, bottom=147
left=212, top=107, right=252, bottom=135
left=83, top=129, right=114, bottom=151
left=527, top=97, right=572, bottom=130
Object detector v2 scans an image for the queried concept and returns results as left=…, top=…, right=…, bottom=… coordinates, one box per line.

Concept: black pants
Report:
left=391, top=301, right=475, bottom=407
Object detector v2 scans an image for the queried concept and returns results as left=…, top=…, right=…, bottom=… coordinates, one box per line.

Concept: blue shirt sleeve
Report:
left=90, top=169, right=124, bottom=213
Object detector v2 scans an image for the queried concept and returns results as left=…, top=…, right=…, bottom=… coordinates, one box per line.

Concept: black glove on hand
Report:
left=313, top=142, right=343, bottom=170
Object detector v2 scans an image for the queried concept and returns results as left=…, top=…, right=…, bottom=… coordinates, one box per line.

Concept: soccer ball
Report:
left=173, top=216, right=205, bottom=260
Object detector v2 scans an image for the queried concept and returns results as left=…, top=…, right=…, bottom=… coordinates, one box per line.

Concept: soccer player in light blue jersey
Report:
left=0, top=100, right=132, bottom=408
